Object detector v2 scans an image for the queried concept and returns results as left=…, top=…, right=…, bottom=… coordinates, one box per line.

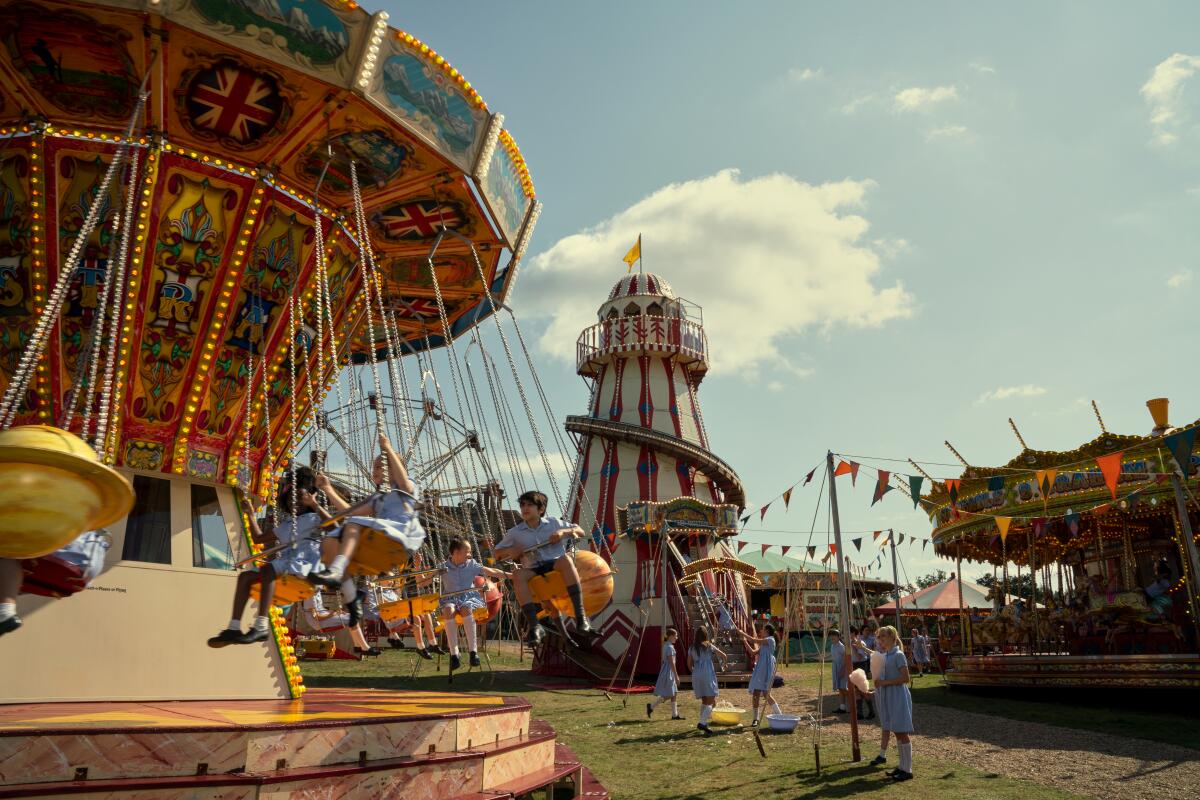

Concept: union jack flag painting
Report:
left=372, top=200, right=466, bottom=241
left=184, top=61, right=283, bottom=146
left=391, top=297, right=441, bottom=318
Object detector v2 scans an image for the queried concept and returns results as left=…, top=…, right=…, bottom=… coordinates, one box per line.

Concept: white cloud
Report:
left=767, top=380, right=784, bottom=393
left=926, top=124, right=970, bottom=142
left=976, top=385, right=1047, bottom=405
left=969, top=62, right=997, bottom=75
left=840, top=94, right=876, bottom=115
left=1167, top=269, right=1192, bottom=288
left=1140, top=53, right=1200, bottom=146
left=893, top=85, right=959, bottom=112
left=516, top=169, right=914, bottom=377
left=788, top=67, right=822, bottom=83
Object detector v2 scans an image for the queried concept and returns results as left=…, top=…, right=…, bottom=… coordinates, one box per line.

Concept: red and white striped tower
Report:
left=565, top=273, right=747, bottom=668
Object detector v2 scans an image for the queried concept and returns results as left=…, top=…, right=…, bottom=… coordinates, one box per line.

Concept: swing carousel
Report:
left=927, top=398, right=1200, bottom=690
left=0, top=0, right=611, bottom=795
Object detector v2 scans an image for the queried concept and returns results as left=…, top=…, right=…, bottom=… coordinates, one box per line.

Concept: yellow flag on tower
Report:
left=623, top=235, right=641, bottom=272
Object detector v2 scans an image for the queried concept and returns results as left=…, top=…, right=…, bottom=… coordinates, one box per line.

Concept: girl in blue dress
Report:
left=742, top=622, right=783, bottom=726
left=647, top=627, right=684, bottom=720
left=438, top=537, right=510, bottom=671
left=311, top=433, right=425, bottom=587
left=862, top=625, right=914, bottom=782
left=687, top=627, right=728, bottom=736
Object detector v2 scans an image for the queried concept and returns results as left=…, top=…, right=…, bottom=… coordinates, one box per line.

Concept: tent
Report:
left=873, top=574, right=1024, bottom=616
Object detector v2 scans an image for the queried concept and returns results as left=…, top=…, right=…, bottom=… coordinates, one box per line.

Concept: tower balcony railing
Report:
left=576, top=314, right=709, bottom=376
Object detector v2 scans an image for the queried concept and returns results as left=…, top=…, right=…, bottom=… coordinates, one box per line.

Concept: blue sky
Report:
left=375, top=2, right=1200, bottom=583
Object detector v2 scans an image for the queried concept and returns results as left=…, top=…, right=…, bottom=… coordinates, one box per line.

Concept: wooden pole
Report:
left=783, top=568, right=792, bottom=666
left=889, top=530, right=902, bottom=634
left=826, top=451, right=860, bottom=762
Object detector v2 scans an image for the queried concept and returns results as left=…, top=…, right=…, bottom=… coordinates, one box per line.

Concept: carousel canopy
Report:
left=0, top=0, right=540, bottom=490
left=874, top=575, right=1023, bottom=615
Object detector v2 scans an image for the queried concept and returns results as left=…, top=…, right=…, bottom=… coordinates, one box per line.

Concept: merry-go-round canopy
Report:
left=874, top=575, right=1025, bottom=616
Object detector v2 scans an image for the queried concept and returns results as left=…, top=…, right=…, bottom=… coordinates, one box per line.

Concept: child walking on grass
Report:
left=647, top=627, right=684, bottom=720
left=688, top=627, right=728, bottom=736
left=862, top=624, right=915, bottom=782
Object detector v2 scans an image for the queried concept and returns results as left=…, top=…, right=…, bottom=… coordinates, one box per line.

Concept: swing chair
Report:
left=526, top=545, right=614, bottom=621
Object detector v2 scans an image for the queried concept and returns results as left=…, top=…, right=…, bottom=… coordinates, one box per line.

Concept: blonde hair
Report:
left=876, top=625, right=900, bottom=645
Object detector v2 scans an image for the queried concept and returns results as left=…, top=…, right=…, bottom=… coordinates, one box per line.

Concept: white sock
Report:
left=464, top=617, right=477, bottom=652
left=879, top=746, right=888, bottom=758
left=340, top=579, right=356, bottom=603
left=652, top=697, right=666, bottom=708
left=0, top=603, right=16, bottom=622
left=445, top=619, right=459, bottom=655
left=671, top=700, right=679, bottom=717
left=228, top=617, right=242, bottom=631
left=329, top=555, right=348, bottom=574
left=699, top=705, right=712, bottom=725
left=899, top=742, right=912, bottom=772
left=253, top=616, right=269, bottom=632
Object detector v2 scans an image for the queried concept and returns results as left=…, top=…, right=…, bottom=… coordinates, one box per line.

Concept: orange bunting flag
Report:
left=760, top=504, right=770, bottom=522
left=944, top=478, right=961, bottom=505
left=1034, top=468, right=1059, bottom=498
left=1096, top=452, right=1124, bottom=499
left=834, top=460, right=853, bottom=478
left=873, top=530, right=882, bottom=541
left=829, top=543, right=838, bottom=555
left=782, top=488, right=793, bottom=509
left=996, top=516, right=1013, bottom=542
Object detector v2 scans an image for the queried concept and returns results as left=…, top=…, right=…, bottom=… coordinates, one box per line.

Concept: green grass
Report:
left=910, top=677, right=1200, bottom=751
left=302, top=645, right=1084, bottom=800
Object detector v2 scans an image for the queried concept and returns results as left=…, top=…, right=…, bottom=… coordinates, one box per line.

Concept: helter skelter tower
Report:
left=565, top=272, right=748, bottom=669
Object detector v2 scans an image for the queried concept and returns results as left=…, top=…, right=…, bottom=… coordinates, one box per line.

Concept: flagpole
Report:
left=889, top=529, right=902, bottom=634
left=826, top=451, right=860, bottom=762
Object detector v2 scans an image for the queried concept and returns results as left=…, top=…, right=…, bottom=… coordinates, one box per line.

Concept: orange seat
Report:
left=378, top=592, right=439, bottom=624
left=528, top=550, right=613, bottom=618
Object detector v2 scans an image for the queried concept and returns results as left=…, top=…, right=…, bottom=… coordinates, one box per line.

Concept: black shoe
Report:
left=891, top=770, right=913, bottom=782
left=524, top=624, right=545, bottom=647
left=389, top=638, right=405, bottom=649
left=450, top=654, right=462, bottom=671
left=701, top=724, right=713, bottom=737
left=239, top=628, right=270, bottom=644
left=575, top=616, right=594, bottom=636
left=207, top=629, right=243, bottom=648
left=418, top=647, right=434, bottom=660
left=869, top=755, right=887, bottom=767
left=469, top=652, right=480, bottom=668
left=0, top=616, right=21, bottom=637
left=308, top=567, right=345, bottom=588
left=885, top=768, right=900, bottom=778
left=671, top=715, right=685, bottom=720
left=697, top=723, right=707, bottom=734
left=646, top=702, right=654, bottom=719
left=355, top=646, right=382, bottom=657
left=429, top=643, right=445, bottom=655
left=750, top=718, right=759, bottom=728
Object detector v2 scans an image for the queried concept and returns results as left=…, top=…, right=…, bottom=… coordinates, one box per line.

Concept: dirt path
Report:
left=768, top=677, right=1200, bottom=800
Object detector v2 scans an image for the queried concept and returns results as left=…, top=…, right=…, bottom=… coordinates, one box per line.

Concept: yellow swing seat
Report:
left=249, top=573, right=316, bottom=606
left=347, top=527, right=411, bottom=577
left=378, top=592, right=439, bottom=624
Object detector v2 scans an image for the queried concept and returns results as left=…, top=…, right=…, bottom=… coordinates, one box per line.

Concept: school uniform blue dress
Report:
left=266, top=511, right=323, bottom=578
left=690, top=646, right=720, bottom=699
left=654, top=642, right=678, bottom=698
left=875, top=646, right=914, bottom=733
left=748, top=635, right=777, bottom=693
left=830, top=640, right=849, bottom=690
left=344, top=487, right=426, bottom=552
left=440, top=558, right=487, bottom=612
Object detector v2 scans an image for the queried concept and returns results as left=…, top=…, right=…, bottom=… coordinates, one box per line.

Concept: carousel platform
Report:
left=0, top=689, right=608, bottom=799
left=944, top=653, right=1200, bottom=690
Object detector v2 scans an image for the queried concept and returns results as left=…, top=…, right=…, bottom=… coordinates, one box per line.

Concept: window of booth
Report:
left=191, top=484, right=233, bottom=569
left=121, top=475, right=172, bottom=564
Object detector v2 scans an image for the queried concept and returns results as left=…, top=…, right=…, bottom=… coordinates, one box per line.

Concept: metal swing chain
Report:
left=287, top=269, right=301, bottom=542
left=347, top=160, right=389, bottom=489
left=0, top=91, right=149, bottom=427
left=95, top=147, right=141, bottom=461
